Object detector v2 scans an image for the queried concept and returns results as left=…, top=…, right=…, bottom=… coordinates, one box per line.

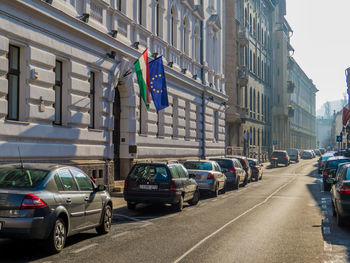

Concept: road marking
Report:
left=173, top=176, right=297, bottom=263
left=323, top=226, right=331, bottom=235
left=111, top=231, right=130, bottom=239
left=73, top=243, right=98, bottom=253
left=324, top=241, right=332, bottom=252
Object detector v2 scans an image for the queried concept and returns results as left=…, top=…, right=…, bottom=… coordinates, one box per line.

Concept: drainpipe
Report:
left=200, top=0, right=206, bottom=159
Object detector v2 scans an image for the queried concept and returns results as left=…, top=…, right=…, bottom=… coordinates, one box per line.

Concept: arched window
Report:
left=249, top=50, right=252, bottom=71
left=261, top=28, right=264, bottom=45
left=249, top=87, right=252, bottom=111
left=253, top=53, right=256, bottom=74
left=250, top=127, right=253, bottom=145
left=261, top=61, right=264, bottom=81
left=258, top=56, right=260, bottom=76
left=170, top=7, right=176, bottom=46
left=194, top=26, right=200, bottom=61
left=244, top=47, right=248, bottom=66
left=253, top=89, right=256, bottom=113
left=258, top=23, right=260, bottom=41
left=139, top=0, right=143, bottom=25
left=183, top=17, right=189, bottom=55
left=253, top=128, right=256, bottom=145
left=257, top=92, right=260, bottom=114
left=249, top=14, right=252, bottom=33
left=244, top=8, right=248, bottom=27
left=257, top=129, right=260, bottom=146
left=244, top=87, right=248, bottom=108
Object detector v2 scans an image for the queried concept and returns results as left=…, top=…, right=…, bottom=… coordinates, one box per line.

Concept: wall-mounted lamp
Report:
left=152, top=52, right=158, bottom=59
left=79, top=13, right=89, bottom=23
left=44, top=0, right=53, bottom=4
left=207, top=96, right=214, bottom=101
left=106, top=51, right=116, bottom=59
left=167, top=61, right=173, bottom=67
left=181, top=68, right=187, bottom=74
left=109, top=30, right=118, bottom=38
left=30, top=69, right=39, bottom=80
left=192, top=74, right=197, bottom=80
left=132, top=41, right=140, bottom=49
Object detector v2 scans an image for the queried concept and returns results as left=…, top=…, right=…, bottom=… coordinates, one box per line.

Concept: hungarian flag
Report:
left=342, top=107, right=350, bottom=126
left=134, top=49, right=150, bottom=108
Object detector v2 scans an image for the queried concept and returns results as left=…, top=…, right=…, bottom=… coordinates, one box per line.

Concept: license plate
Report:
left=139, top=185, right=158, bottom=190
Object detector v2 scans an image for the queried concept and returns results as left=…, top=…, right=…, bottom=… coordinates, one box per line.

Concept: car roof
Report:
left=209, top=158, right=234, bottom=161
left=326, top=156, right=350, bottom=162
left=247, top=158, right=258, bottom=162
left=0, top=162, right=65, bottom=171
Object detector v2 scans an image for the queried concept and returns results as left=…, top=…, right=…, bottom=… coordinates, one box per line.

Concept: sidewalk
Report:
left=111, top=193, right=126, bottom=209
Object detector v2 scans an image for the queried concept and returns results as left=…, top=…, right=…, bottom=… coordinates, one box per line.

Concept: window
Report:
left=117, top=0, right=121, bottom=11
left=214, top=110, right=219, bottom=141
left=138, top=0, right=143, bottom=25
left=54, top=61, right=62, bottom=125
left=89, top=72, right=95, bottom=128
left=249, top=50, right=252, bottom=71
left=0, top=168, right=48, bottom=189
left=183, top=18, right=188, bottom=55
left=54, top=174, right=64, bottom=191
left=58, top=169, right=78, bottom=191
left=170, top=7, right=176, bottom=46
left=244, top=87, right=248, bottom=108
left=194, top=26, right=200, bottom=61
left=169, top=166, right=180, bottom=178
left=7, top=45, right=20, bottom=120
left=253, top=53, right=256, bottom=74
left=249, top=87, right=252, bottom=111
left=156, top=0, right=160, bottom=36
left=71, top=168, right=93, bottom=191
left=257, top=92, right=260, bottom=114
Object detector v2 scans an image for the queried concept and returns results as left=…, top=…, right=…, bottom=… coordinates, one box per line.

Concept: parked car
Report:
left=330, top=163, right=350, bottom=226
left=319, top=148, right=326, bottom=154
left=270, top=150, right=290, bottom=167
left=183, top=160, right=226, bottom=196
left=124, top=162, right=199, bottom=211
left=247, top=158, right=263, bottom=181
left=209, top=158, right=246, bottom=189
left=0, top=163, right=112, bottom=253
left=286, top=148, right=299, bottom=163
left=232, top=156, right=252, bottom=185
left=314, top=149, right=321, bottom=156
left=301, top=150, right=313, bottom=159
left=322, top=156, right=350, bottom=191
left=318, top=153, right=334, bottom=173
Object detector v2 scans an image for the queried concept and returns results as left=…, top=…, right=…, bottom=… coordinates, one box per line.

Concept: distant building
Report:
left=316, top=117, right=333, bottom=149
left=288, top=57, right=318, bottom=149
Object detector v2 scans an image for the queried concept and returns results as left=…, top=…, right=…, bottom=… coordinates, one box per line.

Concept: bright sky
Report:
left=286, top=0, right=350, bottom=111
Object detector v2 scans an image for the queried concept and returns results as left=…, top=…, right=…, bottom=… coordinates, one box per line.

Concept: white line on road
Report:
left=111, top=231, right=130, bottom=239
left=72, top=243, right=98, bottom=254
left=173, top=176, right=297, bottom=263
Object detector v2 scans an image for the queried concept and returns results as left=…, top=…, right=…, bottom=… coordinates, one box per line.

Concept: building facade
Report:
left=288, top=57, right=317, bottom=150
left=0, top=0, right=226, bottom=186
left=225, top=0, right=275, bottom=161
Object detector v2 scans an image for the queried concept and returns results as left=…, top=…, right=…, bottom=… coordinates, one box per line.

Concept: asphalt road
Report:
left=2, top=159, right=350, bottom=263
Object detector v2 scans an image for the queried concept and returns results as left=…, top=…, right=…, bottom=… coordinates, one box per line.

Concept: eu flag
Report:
left=149, top=57, right=169, bottom=111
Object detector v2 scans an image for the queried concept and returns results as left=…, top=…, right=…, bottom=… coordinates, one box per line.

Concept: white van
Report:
left=287, top=148, right=299, bottom=162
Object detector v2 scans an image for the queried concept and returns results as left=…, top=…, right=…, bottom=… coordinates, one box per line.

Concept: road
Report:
left=2, top=159, right=350, bottom=263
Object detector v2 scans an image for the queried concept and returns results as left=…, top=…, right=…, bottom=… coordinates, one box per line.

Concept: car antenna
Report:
left=18, top=146, right=24, bottom=170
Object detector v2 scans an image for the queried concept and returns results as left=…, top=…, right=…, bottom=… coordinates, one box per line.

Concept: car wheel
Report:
left=127, top=202, right=137, bottom=210
left=332, top=201, right=336, bottom=217
left=47, top=217, right=66, bottom=254
left=96, top=205, right=112, bottom=235
left=336, top=210, right=345, bottom=227
left=173, top=195, right=184, bottom=212
left=188, top=190, right=200, bottom=206
left=234, top=177, right=240, bottom=190
left=213, top=183, right=219, bottom=197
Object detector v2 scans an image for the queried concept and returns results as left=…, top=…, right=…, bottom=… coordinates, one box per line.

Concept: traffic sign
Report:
left=273, top=140, right=277, bottom=146
left=336, top=136, right=342, bottom=142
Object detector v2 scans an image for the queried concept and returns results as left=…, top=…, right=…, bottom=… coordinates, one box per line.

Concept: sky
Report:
left=285, top=0, right=350, bottom=111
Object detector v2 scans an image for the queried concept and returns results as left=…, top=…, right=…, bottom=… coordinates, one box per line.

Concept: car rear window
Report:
left=327, top=159, right=350, bottom=169
left=210, top=159, right=233, bottom=169
left=272, top=152, right=286, bottom=157
left=0, top=168, right=48, bottom=189
left=184, top=162, right=212, bottom=170
left=128, top=164, right=170, bottom=183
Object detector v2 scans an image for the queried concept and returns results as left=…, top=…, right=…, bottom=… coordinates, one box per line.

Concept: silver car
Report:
left=183, top=160, right=226, bottom=197
left=0, top=163, right=112, bottom=253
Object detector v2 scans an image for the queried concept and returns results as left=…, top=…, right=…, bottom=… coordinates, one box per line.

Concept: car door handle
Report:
left=66, top=198, right=72, bottom=203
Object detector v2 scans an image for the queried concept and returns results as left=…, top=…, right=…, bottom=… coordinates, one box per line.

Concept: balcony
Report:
left=238, top=28, right=249, bottom=46
left=287, top=80, right=296, bottom=93
left=288, top=105, right=295, bottom=117
left=240, top=107, right=249, bottom=122
left=237, top=65, right=248, bottom=87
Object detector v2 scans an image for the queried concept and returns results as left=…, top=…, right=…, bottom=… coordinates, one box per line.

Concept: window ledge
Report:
left=88, top=128, right=103, bottom=133
left=5, top=119, right=30, bottom=125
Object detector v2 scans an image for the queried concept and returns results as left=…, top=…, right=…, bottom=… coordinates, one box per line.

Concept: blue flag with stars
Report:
left=149, top=57, right=169, bottom=111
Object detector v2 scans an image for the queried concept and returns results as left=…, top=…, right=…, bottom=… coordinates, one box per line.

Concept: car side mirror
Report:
left=96, top=184, right=106, bottom=192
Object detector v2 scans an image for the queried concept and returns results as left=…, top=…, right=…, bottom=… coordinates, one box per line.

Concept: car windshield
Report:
left=184, top=162, right=212, bottom=170
left=272, top=152, right=286, bottom=157
left=248, top=160, right=257, bottom=166
left=210, top=159, right=232, bottom=169
left=128, top=165, right=170, bottom=183
left=327, top=160, right=350, bottom=170
left=0, top=168, right=48, bottom=189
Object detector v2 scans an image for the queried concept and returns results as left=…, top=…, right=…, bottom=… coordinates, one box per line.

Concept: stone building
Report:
left=0, top=0, right=226, bottom=186
left=225, top=0, right=276, bottom=161
left=288, top=57, right=317, bottom=150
